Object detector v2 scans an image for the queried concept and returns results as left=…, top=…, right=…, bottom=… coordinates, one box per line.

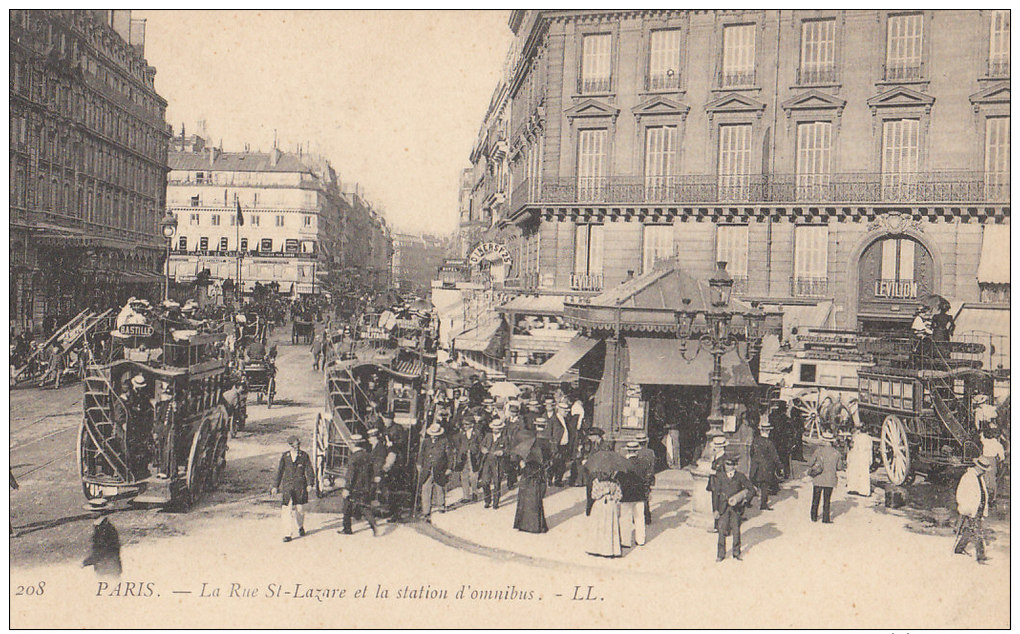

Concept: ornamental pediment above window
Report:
left=969, top=82, right=1009, bottom=114
left=564, top=98, right=621, bottom=120
left=704, top=92, right=767, bottom=120
left=866, top=86, right=935, bottom=116
left=780, top=89, right=846, bottom=118
left=632, top=96, right=690, bottom=122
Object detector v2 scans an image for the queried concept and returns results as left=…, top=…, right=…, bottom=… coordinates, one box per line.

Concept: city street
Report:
left=9, top=328, right=1011, bottom=629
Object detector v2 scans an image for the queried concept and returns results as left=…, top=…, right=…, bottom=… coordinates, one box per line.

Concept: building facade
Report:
left=10, top=9, right=171, bottom=330
left=166, top=143, right=345, bottom=298
left=491, top=10, right=1008, bottom=350
left=341, top=185, right=393, bottom=292
left=391, top=232, right=452, bottom=294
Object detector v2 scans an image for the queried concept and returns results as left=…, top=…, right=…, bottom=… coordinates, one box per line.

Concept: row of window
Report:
left=11, top=159, right=157, bottom=235
left=572, top=223, right=920, bottom=295
left=11, top=59, right=165, bottom=160
left=175, top=236, right=317, bottom=254
left=183, top=212, right=316, bottom=228
left=577, top=11, right=1010, bottom=93
left=172, top=261, right=319, bottom=281
left=570, top=115, right=1010, bottom=196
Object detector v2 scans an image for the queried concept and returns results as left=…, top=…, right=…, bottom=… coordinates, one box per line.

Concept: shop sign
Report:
left=874, top=279, right=917, bottom=299
left=468, top=243, right=512, bottom=269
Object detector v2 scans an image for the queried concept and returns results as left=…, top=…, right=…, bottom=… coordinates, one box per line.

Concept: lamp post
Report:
left=705, top=261, right=735, bottom=438
left=159, top=211, right=178, bottom=303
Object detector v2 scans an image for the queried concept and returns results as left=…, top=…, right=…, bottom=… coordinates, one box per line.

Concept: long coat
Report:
left=749, top=435, right=781, bottom=484
left=346, top=448, right=375, bottom=502
left=454, top=428, right=483, bottom=472
left=514, top=445, right=550, bottom=533
left=479, top=432, right=509, bottom=485
left=808, top=444, right=842, bottom=488
left=274, top=450, right=315, bottom=497
left=417, top=436, right=455, bottom=486
left=710, top=469, right=755, bottom=536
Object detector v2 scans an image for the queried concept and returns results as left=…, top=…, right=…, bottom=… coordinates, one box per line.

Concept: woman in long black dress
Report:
left=513, top=442, right=549, bottom=533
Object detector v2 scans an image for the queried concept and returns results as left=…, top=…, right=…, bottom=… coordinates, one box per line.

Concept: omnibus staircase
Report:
left=922, top=342, right=975, bottom=453
left=81, top=368, right=132, bottom=489
left=13, top=308, right=113, bottom=384
left=324, top=367, right=373, bottom=473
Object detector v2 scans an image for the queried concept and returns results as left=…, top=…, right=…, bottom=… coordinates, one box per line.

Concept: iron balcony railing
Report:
left=791, top=276, right=829, bottom=298
left=578, top=76, right=612, bottom=94
left=570, top=272, right=604, bottom=292
left=797, top=65, right=838, bottom=85
left=987, top=58, right=1010, bottom=77
left=883, top=62, right=924, bottom=81
left=510, top=171, right=1009, bottom=214
left=647, top=72, right=681, bottom=91
left=718, top=69, right=756, bottom=88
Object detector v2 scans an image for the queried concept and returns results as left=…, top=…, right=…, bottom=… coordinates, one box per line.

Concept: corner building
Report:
left=500, top=10, right=1009, bottom=357
left=10, top=10, right=171, bottom=330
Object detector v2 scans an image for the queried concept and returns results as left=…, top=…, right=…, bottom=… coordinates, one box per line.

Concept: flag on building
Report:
left=236, top=199, right=244, bottom=226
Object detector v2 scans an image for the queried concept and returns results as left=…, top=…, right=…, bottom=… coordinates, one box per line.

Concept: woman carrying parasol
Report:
left=583, top=447, right=633, bottom=558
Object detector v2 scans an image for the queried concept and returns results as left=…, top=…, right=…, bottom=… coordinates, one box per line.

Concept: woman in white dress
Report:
left=586, top=475, right=623, bottom=557
left=846, top=421, right=873, bottom=496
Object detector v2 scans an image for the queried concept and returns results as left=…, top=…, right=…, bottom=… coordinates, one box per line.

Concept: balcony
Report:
left=791, top=276, right=829, bottom=298
left=510, top=171, right=1008, bottom=216
left=883, top=62, right=924, bottom=82
left=571, top=272, right=603, bottom=292
left=797, top=65, right=838, bottom=85
left=987, top=58, right=1010, bottom=78
left=646, top=72, right=681, bottom=92
left=718, top=69, right=755, bottom=88
left=578, top=76, right=612, bottom=94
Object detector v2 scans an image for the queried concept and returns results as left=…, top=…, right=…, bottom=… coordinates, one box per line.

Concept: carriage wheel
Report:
left=186, top=420, right=215, bottom=506
left=209, top=422, right=229, bottom=490
left=313, top=413, right=326, bottom=496
left=267, top=378, right=276, bottom=408
left=880, top=414, right=914, bottom=486
left=77, top=420, right=104, bottom=501
left=793, top=394, right=824, bottom=441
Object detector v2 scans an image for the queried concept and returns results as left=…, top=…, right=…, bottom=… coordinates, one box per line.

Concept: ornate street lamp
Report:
left=704, top=261, right=736, bottom=438
left=159, top=211, right=178, bottom=303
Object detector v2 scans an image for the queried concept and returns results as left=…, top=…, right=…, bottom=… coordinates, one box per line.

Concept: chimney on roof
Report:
left=129, top=18, right=146, bottom=56
left=270, top=148, right=282, bottom=167
left=208, top=146, right=219, bottom=167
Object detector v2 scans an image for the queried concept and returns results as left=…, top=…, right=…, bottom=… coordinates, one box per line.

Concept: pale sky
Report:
left=135, top=10, right=513, bottom=235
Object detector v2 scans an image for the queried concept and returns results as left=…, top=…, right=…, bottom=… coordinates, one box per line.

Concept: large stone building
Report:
left=468, top=10, right=1009, bottom=371
left=10, top=9, right=171, bottom=330
left=166, top=142, right=346, bottom=298
left=391, top=232, right=452, bottom=294
left=341, top=184, right=393, bottom=292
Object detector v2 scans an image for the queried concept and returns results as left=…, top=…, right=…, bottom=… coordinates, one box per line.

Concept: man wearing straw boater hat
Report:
left=710, top=456, right=755, bottom=562
left=954, top=457, right=992, bottom=563
left=416, top=422, right=454, bottom=523
left=480, top=419, right=509, bottom=509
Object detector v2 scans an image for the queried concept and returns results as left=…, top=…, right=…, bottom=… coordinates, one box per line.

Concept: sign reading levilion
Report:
left=874, top=279, right=917, bottom=299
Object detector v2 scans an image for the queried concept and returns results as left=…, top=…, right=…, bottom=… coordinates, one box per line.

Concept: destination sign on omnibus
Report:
left=119, top=323, right=154, bottom=337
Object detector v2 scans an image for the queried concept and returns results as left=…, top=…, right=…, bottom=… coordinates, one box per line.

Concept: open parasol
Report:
left=511, top=429, right=539, bottom=461
left=921, top=293, right=951, bottom=313
left=488, top=381, right=521, bottom=400
left=584, top=449, right=634, bottom=478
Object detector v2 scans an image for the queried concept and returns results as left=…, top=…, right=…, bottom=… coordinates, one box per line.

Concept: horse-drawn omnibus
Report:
left=78, top=322, right=234, bottom=509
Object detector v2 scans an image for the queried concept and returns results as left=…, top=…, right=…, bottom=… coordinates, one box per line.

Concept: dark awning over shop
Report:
left=538, top=335, right=599, bottom=380
left=625, top=337, right=756, bottom=387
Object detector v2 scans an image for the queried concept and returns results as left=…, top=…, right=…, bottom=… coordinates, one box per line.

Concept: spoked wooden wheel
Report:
left=880, top=414, right=913, bottom=486
left=313, top=413, right=328, bottom=496
left=77, top=420, right=104, bottom=500
left=186, top=419, right=216, bottom=506
left=209, top=410, right=229, bottom=490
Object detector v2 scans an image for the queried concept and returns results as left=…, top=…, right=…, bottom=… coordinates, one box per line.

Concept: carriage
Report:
left=78, top=324, right=231, bottom=509
left=292, top=318, right=315, bottom=345
left=243, top=359, right=276, bottom=406
left=856, top=337, right=990, bottom=486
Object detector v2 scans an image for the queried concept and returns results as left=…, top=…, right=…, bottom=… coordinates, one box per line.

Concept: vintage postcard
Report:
left=9, top=9, right=1010, bottom=629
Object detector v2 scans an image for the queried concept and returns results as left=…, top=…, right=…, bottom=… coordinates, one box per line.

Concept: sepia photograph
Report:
left=8, top=8, right=1011, bottom=629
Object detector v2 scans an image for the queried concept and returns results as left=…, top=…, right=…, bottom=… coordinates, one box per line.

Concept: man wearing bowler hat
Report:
left=272, top=435, right=315, bottom=542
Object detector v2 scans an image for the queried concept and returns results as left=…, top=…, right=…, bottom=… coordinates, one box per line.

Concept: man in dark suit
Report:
left=454, top=417, right=483, bottom=503
left=272, top=435, right=315, bottom=542
left=710, top=456, right=755, bottom=561
left=479, top=420, right=510, bottom=509
left=749, top=421, right=781, bottom=510
left=340, top=435, right=378, bottom=536
left=549, top=401, right=576, bottom=487
left=633, top=434, right=657, bottom=524
left=367, top=428, right=400, bottom=521
left=417, top=423, right=454, bottom=522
